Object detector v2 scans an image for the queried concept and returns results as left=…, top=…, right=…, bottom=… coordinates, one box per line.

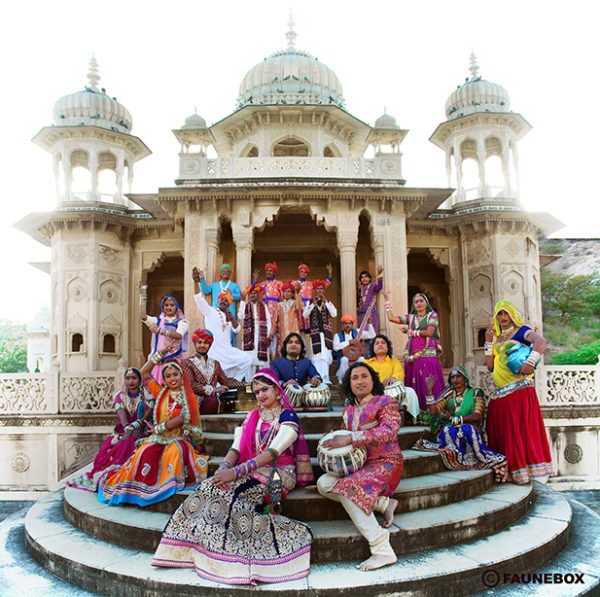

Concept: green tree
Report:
left=0, top=320, right=28, bottom=373
left=541, top=271, right=597, bottom=319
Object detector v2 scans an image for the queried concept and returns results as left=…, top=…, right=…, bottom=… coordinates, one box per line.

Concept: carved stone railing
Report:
left=0, top=373, right=50, bottom=414
left=538, top=365, right=599, bottom=407
left=177, top=155, right=404, bottom=181
left=0, top=371, right=117, bottom=415
left=474, top=364, right=600, bottom=407
left=60, top=372, right=116, bottom=413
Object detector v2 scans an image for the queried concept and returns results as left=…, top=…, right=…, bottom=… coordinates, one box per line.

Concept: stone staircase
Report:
left=23, top=409, right=600, bottom=596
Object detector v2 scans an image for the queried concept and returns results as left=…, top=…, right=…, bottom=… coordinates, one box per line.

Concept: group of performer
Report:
left=67, top=259, right=553, bottom=586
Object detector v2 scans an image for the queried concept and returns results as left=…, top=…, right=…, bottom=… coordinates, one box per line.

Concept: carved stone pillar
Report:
left=184, top=211, right=211, bottom=334
left=89, top=151, right=99, bottom=201
left=337, top=229, right=358, bottom=316
left=206, top=228, right=219, bottom=284
left=233, top=227, right=254, bottom=292
left=375, top=210, right=408, bottom=356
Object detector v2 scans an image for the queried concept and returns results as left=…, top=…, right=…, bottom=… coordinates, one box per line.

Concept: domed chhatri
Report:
left=374, top=111, right=400, bottom=130
left=181, top=111, right=207, bottom=130
left=236, top=15, right=345, bottom=109
left=445, top=52, right=511, bottom=120
left=53, top=55, right=133, bottom=133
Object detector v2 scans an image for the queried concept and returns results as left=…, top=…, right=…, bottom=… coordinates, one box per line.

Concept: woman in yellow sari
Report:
left=484, top=300, right=552, bottom=484
left=99, top=351, right=209, bottom=506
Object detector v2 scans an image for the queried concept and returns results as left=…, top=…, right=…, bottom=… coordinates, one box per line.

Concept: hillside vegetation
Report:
left=541, top=239, right=600, bottom=365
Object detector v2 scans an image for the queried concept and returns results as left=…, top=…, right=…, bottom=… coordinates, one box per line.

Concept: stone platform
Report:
left=21, top=411, right=600, bottom=596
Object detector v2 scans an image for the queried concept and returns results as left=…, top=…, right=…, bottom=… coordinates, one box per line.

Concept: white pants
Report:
left=337, top=355, right=365, bottom=383
left=317, top=473, right=396, bottom=558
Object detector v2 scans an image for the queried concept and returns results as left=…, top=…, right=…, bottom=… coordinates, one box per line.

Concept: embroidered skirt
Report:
left=152, top=476, right=312, bottom=585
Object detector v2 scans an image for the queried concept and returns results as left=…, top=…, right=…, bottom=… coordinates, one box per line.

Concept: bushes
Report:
left=547, top=341, right=600, bottom=366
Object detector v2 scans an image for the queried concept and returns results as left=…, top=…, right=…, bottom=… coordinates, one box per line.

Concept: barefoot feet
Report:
left=356, top=553, right=397, bottom=571
left=382, top=498, right=398, bottom=528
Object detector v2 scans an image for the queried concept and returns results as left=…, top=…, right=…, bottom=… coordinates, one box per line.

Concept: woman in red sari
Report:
left=317, top=362, right=403, bottom=571
left=484, top=300, right=553, bottom=484
left=99, top=353, right=209, bottom=507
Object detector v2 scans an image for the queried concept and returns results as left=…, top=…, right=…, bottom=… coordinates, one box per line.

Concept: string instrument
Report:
left=342, top=294, right=377, bottom=362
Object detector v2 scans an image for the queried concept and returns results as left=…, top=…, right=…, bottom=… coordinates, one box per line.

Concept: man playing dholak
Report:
left=238, top=284, right=272, bottom=378
left=180, top=328, right=245, bottom=414
left=302, top=279, right=337, bottom=384
left=333, top=313, right=375, bottom=383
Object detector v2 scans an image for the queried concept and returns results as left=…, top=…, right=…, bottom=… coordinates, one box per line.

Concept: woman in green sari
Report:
left=414, top=366, right=507, bottom=482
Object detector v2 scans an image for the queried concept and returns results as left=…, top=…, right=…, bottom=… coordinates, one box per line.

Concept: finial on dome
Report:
left=86, top=54, right=101, bottom=90
left=286, top=10, right=297, bottom=48
left=469, top=51, right=480, bottom=79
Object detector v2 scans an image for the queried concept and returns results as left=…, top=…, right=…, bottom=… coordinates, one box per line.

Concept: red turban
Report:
left=282, top=282, right=295, bottom=295
left=265, top=262, right=278, bottom=274
left=298, top=263, right=310, bottom=274
left=217, top=290, right=233, bottom=305
left=192, top=328, right=214, bottom=345
left=341, top=313, right=355, bottom=323
left=312, top=279, right=326, bottom=295
left=245, top=284, right=262, bottom=296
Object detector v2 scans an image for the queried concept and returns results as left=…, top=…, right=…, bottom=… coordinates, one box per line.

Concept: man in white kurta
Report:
left=193, top=267, right=254, bottom=382
left=333, top=313, right=376, bottom=383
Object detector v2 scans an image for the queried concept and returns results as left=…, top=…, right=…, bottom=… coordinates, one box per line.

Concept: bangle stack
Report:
left=384, top=301, right=393, bottom=312
left=425, top=394, right=435, bottom=405
left=155, top=422, right=167, bottom=434
left=233, top=458, right=258, bottom=480
left=484, top=342, right=494, bottom=357
left=451, top=416, right=464, bottom=426
left=150, top=351, right=164, bottom=364
left=129, top=420, right=142, bottom=431
left=525, top=350, right=542, bottom=368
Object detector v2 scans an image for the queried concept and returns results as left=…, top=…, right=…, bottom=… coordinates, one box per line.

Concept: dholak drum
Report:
left=317, top=430, right=367, bottom=477
left=286, top=383, right=305, bottom=409
left=218, top=390, right=237, bottom=414
left=384, top=380, right=406, bottom=402
left=303, top=382, right=331, bottom=411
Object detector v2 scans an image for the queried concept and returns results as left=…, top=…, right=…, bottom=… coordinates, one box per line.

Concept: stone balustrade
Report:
left=177, top=155, right=404, bottom=181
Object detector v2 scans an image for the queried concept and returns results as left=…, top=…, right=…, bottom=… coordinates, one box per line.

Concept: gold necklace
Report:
left=259, top=405, right=282, bottom=422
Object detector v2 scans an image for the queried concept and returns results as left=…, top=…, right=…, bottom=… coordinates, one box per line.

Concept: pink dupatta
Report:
left=238, top=368, right=313, bottom=486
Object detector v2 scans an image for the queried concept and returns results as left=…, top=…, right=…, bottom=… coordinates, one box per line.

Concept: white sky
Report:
left=1, top=0, right=599, bottom=323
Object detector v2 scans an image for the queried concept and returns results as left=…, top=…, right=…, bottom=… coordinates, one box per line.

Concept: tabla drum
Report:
left=236, top=385, right=257, bottom=412
left=317, top=430, right=367, bottom=477
left=385, top=380, right=407, bottom=402
left=286, top=383, right=305, bottom=409
left=303, top=382, right=331, bottom=411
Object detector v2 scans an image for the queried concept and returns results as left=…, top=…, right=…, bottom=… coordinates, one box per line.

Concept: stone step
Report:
left=201, top=409, right=424, bottom=436
left=202, top=425, right=430, bottom=455
left=199, top=448, right=446, bottom=485
left=63, top=478, right=522, bottom=561
left=72, top=467, right=493, bottom=524
left=25, top=483, right=574, bottom=596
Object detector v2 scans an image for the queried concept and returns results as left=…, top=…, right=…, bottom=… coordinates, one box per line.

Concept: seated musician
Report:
left=271, top=332, right=322, bottom=389
left=180, top=328, right=245, bottom=414
left=333, top=313, right=375, bottom=383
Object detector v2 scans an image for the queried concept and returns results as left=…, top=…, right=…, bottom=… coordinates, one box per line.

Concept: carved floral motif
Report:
left=12, top=452, right=31, bottom=473
left=60, top=375, right=115, bottom=412
left=0, top=375, right=48, bottom=414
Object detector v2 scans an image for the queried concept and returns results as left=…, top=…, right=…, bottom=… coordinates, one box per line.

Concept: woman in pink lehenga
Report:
left=67, top=367, right=154, bottom=492
left=383, top=290, right=445, bottom=412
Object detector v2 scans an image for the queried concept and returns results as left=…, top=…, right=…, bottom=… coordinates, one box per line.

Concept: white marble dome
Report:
left=374, top=112, right=400, bottom=129
left=445, top=53, right=510, bottom=120
left=53, top=56, right=132, bottom=133
left=236, top=26, right=345, bottom=109
left=182, top=112, right=207, bottom=129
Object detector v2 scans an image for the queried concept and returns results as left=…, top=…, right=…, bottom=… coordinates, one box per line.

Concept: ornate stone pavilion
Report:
left=3, top=27, right=598, bottom=494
